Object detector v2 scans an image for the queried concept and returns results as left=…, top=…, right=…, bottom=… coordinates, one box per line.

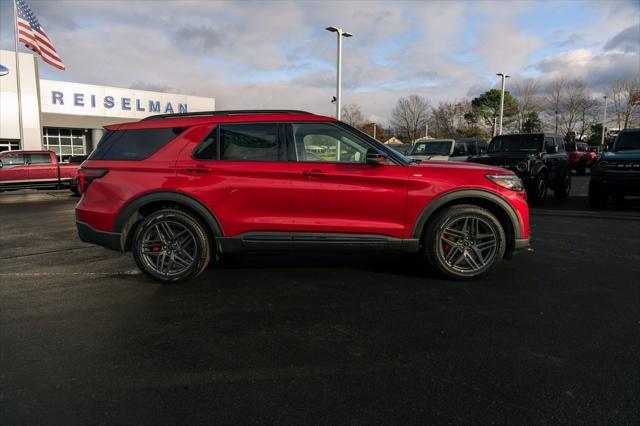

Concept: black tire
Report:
left=422, top=204, right=506, bottom=280
left=132, top=209, right=211, bottom=284
left=554, top=172, right=571, bottom=199
left=612, top=193, right=625, bottom=205
left=527, top=174, right=547, bottom=206
left=588, top=180, right=608, bottom=208
left=70, top=186, right=80, bottom=195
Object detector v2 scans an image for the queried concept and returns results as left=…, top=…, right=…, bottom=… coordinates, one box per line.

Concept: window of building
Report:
left=0, top=140, right=20, bottom=153
left=43, top=128, right=86, bottom=161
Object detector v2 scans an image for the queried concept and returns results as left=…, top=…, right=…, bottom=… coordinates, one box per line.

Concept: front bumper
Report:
left=590, top=174, right=640, bottom=195
left=76, top=221, right=122, bottom=251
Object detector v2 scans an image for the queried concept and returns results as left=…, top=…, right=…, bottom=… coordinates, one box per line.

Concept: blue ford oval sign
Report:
left=0, top=64, right=9, bottom=76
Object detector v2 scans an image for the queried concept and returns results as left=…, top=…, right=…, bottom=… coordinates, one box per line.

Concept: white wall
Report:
left=0, top=51, right=42, bottom=150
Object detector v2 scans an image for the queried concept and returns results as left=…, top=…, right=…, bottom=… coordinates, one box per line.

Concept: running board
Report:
left=216, top=232, right=420, bottom=253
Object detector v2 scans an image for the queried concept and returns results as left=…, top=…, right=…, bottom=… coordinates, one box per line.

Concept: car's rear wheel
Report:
left=588, top=181, right=609, bottom=208
left=132, top=209, right=211, bottom=284
left=423, top=205, right=506, bottom=280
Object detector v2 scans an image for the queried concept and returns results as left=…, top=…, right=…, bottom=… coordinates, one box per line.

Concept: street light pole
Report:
left=601, top=95, right=608, bottom=147
left=326, top=26, right=352, bottom=120
left=496, top=73, right=510, bottom=136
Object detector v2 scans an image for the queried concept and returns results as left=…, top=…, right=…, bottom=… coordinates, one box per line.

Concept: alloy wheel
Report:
left=437, top=216, right=498, bottom=274
left=139, top=220, right=197, bottom=277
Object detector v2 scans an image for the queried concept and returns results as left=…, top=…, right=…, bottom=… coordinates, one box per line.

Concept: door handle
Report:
left=185, top=166, right=211, bottom=174
left=302, top=169, right=326, bottom=177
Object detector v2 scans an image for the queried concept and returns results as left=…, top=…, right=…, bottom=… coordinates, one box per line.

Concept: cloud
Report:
left=0, top=0, right=638, bottom=124
left=603, top=24, right=640, bottom=53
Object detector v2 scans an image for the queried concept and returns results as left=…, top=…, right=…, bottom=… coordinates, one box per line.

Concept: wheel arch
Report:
left=411, top=189, right=523, bottom=256
left=113, top=191, right=223, bottom=251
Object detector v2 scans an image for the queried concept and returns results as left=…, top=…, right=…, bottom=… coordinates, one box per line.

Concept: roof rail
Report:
left=142, top=109, right=314, bottom=121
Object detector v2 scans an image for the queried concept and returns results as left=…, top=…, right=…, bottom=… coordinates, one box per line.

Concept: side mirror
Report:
left=366, top=149, right=388, bottom=165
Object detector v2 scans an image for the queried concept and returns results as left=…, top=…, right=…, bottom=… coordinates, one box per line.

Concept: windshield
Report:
left=613, top=132, right=640, bottom=151
left=488, top=135, right=543, bottom=153
left=412, top=141, right=452, bottom=155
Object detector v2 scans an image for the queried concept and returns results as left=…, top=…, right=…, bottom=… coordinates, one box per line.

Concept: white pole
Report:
left=498, top=74, right=506, bottom=135
left=336, top=31, right=342, bottom=120
left=425, top=123, right=428, bottom=138
left=12, top=0, right=24, bottom=145
left=601, top=95, right=608, bottom=147
left=373, top=123, right=376, bottom=139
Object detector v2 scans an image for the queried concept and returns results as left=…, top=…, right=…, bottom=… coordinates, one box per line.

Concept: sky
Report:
left=1, top=0, right=639, bottom=124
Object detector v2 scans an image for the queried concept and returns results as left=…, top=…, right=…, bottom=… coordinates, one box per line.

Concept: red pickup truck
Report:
left=0, top=150, right=82, bottom=193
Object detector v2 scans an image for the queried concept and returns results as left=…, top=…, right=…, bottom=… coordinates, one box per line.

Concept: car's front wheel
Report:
left=527, top=174, right=547, bottom=205
left=423, top=205, right=506, bottom=280
left=132, top=209, right=211, bottom=284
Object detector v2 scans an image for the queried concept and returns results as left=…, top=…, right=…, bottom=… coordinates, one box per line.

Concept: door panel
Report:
left=175, top=123, right=292, bottom=237
left=0, top=154, right=29, bottom=185
left=289, top=162, right=408, bottom=238
left=287, top=122, right=408, bottom=239
left=27, top=153, right=58, bottom=183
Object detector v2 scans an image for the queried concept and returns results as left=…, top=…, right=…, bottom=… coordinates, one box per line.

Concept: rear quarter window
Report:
left=88, top=127, right=184, bottom=160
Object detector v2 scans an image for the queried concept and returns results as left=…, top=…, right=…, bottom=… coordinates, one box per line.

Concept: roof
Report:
left=105, top=110, right=336, bottom=130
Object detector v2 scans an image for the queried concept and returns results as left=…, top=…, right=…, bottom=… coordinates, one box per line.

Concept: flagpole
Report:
left=13, top=0, right=24, bottom=145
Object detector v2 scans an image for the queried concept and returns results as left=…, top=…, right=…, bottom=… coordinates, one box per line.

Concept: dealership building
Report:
left=0, top=50, right=215, bottom=159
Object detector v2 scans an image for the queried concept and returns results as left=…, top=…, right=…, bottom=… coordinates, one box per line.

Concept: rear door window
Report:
left=220, top=123, right=280, bottom=161
left=29, top=153, right=53, bottom=164
left=88, top=127, right=184, bottom=160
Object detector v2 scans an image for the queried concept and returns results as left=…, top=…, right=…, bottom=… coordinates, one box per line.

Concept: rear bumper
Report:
left=76, top=221, right=122, bottom=251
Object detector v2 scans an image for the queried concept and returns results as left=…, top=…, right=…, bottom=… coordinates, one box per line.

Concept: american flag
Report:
left=16, top=0, right=65, bottom=70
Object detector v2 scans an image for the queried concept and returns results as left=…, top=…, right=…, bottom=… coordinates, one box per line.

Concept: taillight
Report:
left=78, top=168, right=108, bottom=193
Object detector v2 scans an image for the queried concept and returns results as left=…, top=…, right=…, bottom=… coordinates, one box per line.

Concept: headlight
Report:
left=516, top=161, right=528, bottom=172
left=486, top=174, right=524, bottom=191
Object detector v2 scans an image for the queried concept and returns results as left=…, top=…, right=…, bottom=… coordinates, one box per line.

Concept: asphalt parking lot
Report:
left=1, top=176, right=639, bottom=424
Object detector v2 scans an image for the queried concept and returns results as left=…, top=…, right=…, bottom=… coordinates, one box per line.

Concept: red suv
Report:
left=76, top=110, right=530, bottom=283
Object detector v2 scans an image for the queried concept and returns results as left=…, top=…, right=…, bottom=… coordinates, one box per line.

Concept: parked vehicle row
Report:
left=566, top=142, right=598, bottom=175
left=75, top=110, right=530, bottom=284
left=0, top=150, right=82, bottom=193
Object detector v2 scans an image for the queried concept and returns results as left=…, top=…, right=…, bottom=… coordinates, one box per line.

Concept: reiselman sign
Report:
left=39, top=79, right=215, bottom=119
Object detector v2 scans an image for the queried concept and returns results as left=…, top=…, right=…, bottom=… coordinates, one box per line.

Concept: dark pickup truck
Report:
left=0, top=150, right=82, bottom=193
left=468, top=133, right=571, bottom=205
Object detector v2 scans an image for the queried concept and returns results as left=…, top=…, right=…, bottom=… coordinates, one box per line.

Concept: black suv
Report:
left=468, top=133, right=571, bottom=205
left=589, top=128, right=640, bottom=208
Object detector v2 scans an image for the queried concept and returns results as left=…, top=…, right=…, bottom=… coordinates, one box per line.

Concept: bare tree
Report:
left=512, top=79, right=543, bottom=132
left=561, top=79, right=588, bottom=136
left=623, top=78, right=640, bottom=128
left=610, top=80, right=624, bottom=131
left=547, top=77, right=565, bottom=134
left=430, top=101, right=469, bottom=138
left=340, top=103, right=365, bottom=128
left=577, top=97, right=599, bottom=141
left=390, top=95, right=430, bottom=143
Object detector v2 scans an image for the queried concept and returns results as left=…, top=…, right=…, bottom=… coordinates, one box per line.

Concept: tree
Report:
left=522, top=112, right=543, bottom=133
left=390, top=95, right=430, bottom=143
left=341, top=103, right=365, bottom=128
left=547, top=77, right=565, bottom=133
left=561, top=79, right=588, bottom=136
left=577, top=97, right=599, bottom=141
left=360, top=122, right=386, bottom=141
left=466, top=89, right=518, bottom=136
left=512, top=79, right=543, bottom=132
left=622, top=78, right=640, bottom=128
